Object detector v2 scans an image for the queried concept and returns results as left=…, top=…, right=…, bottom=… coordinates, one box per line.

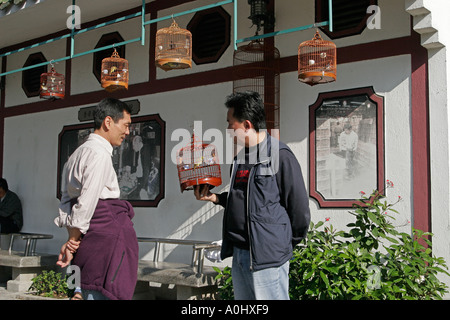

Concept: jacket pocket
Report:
left=252, top=175, right=280, bottom=209
left=250, top=219, right=291, bottom=266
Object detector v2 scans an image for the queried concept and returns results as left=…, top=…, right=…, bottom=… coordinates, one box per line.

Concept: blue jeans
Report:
left=82, top=289, right=109, bottom=300
left=231, top=247, right=290, bottom=300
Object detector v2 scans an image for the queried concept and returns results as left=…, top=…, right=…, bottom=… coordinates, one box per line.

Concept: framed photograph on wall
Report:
left=57, top=114, right=165, bottom=207
left=309, top=87, right=384, bottom=208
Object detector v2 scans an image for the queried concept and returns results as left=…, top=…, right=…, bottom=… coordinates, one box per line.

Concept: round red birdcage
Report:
left=176, top=134, right=222, bottom=192
left=298, top=30, right=336, bottom=86
left=40, top=66, right=65, bottom=99
left=101, top=48, right=129, bottom=92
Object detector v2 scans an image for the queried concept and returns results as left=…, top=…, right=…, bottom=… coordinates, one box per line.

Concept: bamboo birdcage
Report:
left=233, top=40, right=280, bottom=132
left=101, top=48, right=129, bottom=92
left=176, top=134, right=222, bottom=192
left=155, top=19, right=192, bottom=71
left=298, top=30, right=336, bottom=86
left=40, top=66, right=65, bottom=99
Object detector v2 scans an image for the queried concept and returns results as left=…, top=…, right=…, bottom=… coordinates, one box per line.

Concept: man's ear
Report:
left=244, top=120, right=253, bottom=131
left=103, top=116, right=113, bottom=131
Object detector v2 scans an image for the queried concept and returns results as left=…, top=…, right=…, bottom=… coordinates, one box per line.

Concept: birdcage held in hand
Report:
left=101, top=48, right=129, bottom=92
left=298, top=30, right=336, bottom=86
left=176, top=135, right=222, bottom=192
left=155, top=19, right=192, bottom=71
left=40, top=65, right=65, bottom=99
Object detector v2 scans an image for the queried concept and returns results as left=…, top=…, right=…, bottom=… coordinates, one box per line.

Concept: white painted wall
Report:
left=2, top=0, right=449, bottom=294
left=418, top=0, right=450, bottom=295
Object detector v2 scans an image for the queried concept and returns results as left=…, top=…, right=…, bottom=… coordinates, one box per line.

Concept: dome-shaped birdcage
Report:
left=101, top=48, right=129, bottom=92
left=155, top=19, right=192, bottom=71
left=298, top=30, right=336, bottom=86
left=176, top=134, right=222, bottom=192
left=233, top=40, right=280, bottom=131
left=40, top=66, right=65, bottom=99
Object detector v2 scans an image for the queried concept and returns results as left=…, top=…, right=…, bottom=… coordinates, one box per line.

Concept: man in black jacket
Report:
left=194, top=91, right=310, bottom=300
left=0, top=178, right=23, bottom=234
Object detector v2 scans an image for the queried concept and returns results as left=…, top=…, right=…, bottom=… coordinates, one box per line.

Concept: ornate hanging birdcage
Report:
left=233, top=40, right=280, bottom=131
left=40, top=65, right=65, bottom=99
left=298, top=30, right=336, bottom=86
left=176, top=134, right=222, bottom=192
left=155, top=19, right=192, bottom=71
left=101, top=48, right=129, bottom=92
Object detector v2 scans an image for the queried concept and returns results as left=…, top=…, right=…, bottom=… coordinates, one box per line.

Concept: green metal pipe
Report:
left=235, top=21, right=329, bottom=44
left=329, top=0, right=333, bottom=32
left=143, top=0, right=234, bottom=26
left=141, top=0, right=146, bottom=46
left=70, top=0, right=76, bottom=57
left=233, top=0, right=237, bottom=50
left=0, top=12, right=142, bottom=58
left=0, top=37, right=141, bottom=77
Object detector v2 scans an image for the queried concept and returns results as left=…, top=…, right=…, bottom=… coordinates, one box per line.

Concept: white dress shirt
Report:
left=55, top=133, right=120, bottom=234
left=338, top=130, right=358, bottom=151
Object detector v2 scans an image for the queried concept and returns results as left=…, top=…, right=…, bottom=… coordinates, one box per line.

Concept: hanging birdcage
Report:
left=155, top=19, right=192, bottom=71
left=40, top=65, right=65, bottom=99
left=298, top=30, right=336, bottom=86
left=176, top=134, right=222, bottom=192
left=101, top=48, right=129, bottom=92
left=233, top=40, right=280, bottom=131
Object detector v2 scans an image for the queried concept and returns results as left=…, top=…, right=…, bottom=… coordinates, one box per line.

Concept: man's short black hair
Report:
left=0, top=178, right=8, bottom=192
left=225, top=91, right=266, bottom=131
left=94, top=98, right=132, bottom=130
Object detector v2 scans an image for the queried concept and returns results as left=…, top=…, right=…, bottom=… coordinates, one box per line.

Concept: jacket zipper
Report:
left=111, top=251, right=125, bottom=283
left=246, top=159, right=269, bottom=271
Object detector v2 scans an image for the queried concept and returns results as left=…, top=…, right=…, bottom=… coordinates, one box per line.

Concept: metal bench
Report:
left=136, top=237, right=222, bottom=299
left=137, top=237, right=221, bottom=274
left=3, top=232, right=53, bottom=256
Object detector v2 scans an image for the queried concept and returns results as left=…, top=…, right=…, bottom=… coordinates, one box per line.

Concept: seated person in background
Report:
left=0, top=178, right=23, bottom=233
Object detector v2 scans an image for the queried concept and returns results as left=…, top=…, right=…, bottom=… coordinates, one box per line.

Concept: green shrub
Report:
left=28, top=270, right=74, bottom=298
left=215, top=182, right=450, bottom=300
left=213, top=266, right=234, bottom=300
left=290, top=184, right=450, bottom=300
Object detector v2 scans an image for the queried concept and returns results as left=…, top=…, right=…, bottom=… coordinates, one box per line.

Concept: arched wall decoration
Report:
left=309, top=86, right=385, bottom=208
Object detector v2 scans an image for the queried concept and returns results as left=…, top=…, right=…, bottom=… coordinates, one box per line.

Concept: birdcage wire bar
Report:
left=177, top=134, right=222, bottom=192
left=233, top=40, right=280, bottom=131
left=101, top=48, right=129, bottom=92
left=155, top=20, right=192, bottom=71
left=40, top=66, right=65, bottom=99
left=298, top=30, right=336, bottom=86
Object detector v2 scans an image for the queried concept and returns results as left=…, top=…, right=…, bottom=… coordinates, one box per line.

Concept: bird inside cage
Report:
left=101, top=48, right=129, bottom=92
left=298, top=30, right=336, bottom=86
left=40, top=65, right=65, bottom=99
left=176, top=134, right=222, bottom=192
left=155, top=19, right=192, bottom=71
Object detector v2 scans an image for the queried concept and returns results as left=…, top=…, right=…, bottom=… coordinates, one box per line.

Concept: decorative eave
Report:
left=0, top=0, right=43, bottom=18
left=405, top=0, right=445, bottom=49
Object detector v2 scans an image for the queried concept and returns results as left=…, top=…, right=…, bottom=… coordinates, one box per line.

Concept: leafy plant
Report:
left=214, top=181, right=450, bottom=300
left=213, top=266, right=234, bottom=300
left=28, top=270, right=74, bottom=298
left=290, top=182, right=450, bottom=300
